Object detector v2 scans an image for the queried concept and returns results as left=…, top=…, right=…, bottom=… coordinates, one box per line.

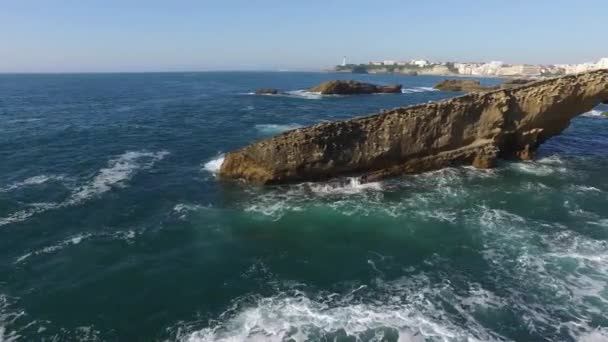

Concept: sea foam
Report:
left=0, top=175, right=65, bottom=192
left=203, top=155, right=225, bottom=174
left=0, top=151, right=169, bottom=227
left=174, top=275, right=504, bottom=342
left=255, top=123, right=302, bottom=135
left=581, top=109, right=605, bottom=117
left=401, top=87, right=438, bottom=94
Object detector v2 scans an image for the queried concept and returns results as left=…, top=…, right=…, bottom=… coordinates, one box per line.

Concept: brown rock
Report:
left=433, top=79, right=497, bottom=93
left=220, top=70, right=608, bottom=184
left=377, top=84, right=403, bottom=93
left=501, top=78, right=534, bottom=88
left=255, top=88, right=279, bottom=95
left=309, top=80, right=402, bottom=95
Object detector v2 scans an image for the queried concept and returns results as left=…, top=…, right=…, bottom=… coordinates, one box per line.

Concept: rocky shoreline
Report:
left=224, top=70, right=608, bottom=184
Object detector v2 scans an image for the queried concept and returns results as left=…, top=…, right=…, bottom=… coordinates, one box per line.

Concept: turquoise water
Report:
left=0, top=72, right=607, bottom=341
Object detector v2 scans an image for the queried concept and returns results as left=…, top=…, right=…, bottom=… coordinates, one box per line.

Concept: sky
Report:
left=0, top=0, right=606, bottom=73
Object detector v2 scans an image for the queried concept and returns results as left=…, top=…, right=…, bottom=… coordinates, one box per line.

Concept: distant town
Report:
left=335, top=57, right=608, bottom=78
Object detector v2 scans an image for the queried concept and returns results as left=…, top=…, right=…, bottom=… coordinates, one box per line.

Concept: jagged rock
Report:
left=433, top=79, right=496, bottom=92
left=603, top=100, right=608, bottom=104
left=220, top=70, right=608, bottom=184
left=309, top=80, right=402, bottom=95
left=255, top=88, right=279, bottom=95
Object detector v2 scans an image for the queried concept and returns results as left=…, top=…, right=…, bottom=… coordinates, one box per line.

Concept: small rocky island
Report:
left=309, top=80, right=402, bottom=95
left=255, top=88, right=279, bottom=95
left=221, top=69, right=608, bottom=184
left=254, top=81, right=402, bottom=96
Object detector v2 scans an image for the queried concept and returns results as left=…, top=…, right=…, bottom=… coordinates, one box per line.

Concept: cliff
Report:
left=220, top=70, right=608, bottom=184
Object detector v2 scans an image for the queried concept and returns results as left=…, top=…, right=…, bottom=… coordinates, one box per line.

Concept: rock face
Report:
left=255, top=88, right=279, bottom=95
left=220, top=70, right=608, bottom=184
left=309, top=80, right=402, bottom=95
left=433, top=79, right=496, bottom=93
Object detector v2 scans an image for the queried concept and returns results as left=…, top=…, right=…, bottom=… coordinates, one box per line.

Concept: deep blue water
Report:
left=0, top=72, right=607, bottom=341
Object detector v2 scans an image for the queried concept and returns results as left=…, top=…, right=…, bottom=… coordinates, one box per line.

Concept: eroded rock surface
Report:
left=309, top=80, right=402, bottom=95
left=221, top=70, right=608, bottom=184
left=433, top=79, right=496, bottom=92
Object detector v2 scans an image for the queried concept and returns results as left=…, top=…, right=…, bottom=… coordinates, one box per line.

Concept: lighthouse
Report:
left=341, top=56, right=347, bottom=67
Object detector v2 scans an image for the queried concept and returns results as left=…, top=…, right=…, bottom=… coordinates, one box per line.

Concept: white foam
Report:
left=0, top=175, right=64, bottom=192
left=68, top=151, right=169, bottom=205
left=571, top=185, right=602, bottom=193
left=401, top=87, right=438, bottom=94
left=581, top=109, right=606, bottom=117
left=578, top=329, right=608, bottom=342
left=0, top=151, right=169, bottom=227
left=0, top=294, right=24, bottom=342
left=203, top=155, right=225, bottom=174
left=511, top=161, right=566, bottom=176
left=283, top=90, right=323, bottom=100
left=14, top=233, right=92, bottom=264
left=173, top=203, right=208, bottom=219
left=254, top=123, right=302, bottom=135
left=173, top=273, right=505, bottom=342
left=309, top=177, right=383, bottom=195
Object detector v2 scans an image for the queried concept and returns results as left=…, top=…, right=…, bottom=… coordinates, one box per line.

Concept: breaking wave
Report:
left=401, top=87, right=438, bottom=94
left=0, top=151, right=169, bottom=227
left=172, top=275, right=504, bottom=342
left=283, top=90, right=324, bottom=100
left=203, top=155, right=225, bottom=174
left=581, top=109, right=606, bottom=117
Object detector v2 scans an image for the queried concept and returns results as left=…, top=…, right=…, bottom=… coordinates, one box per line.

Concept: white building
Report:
left=411, top=59, right=430, bottom=67
left=383, top=60, right=397, bottom=66
left=596, top=58, right=608, bottom=69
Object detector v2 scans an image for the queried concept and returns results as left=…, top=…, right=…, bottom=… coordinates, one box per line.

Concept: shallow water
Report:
left=0, top=72, right=607, bottom=341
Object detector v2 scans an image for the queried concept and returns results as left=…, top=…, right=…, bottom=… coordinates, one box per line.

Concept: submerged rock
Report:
left=255, top=88, right=280, bottom=95
left=309, top=80, right=402, bottom=95
left=220, top=70, right=608, bottom=184
left=255, top=88, right=279, bottom=95
left=433, top=79, right=496, bottom=93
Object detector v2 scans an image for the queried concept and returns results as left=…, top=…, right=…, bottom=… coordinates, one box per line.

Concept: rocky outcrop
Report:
left=434, top=78, right=535, bottom=93
left=255, top=88, right=279, bottom=95
left=433, top=79, right=496, bottom=92
left=220, top=70, right=608, bottom=184
left=309, top=81, right=402, bottom=95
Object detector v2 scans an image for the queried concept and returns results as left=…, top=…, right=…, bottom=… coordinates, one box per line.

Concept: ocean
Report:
left=0, top=72, right=607, bottom=341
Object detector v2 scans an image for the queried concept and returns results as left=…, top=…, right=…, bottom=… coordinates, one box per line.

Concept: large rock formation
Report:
left=309, top=80, right=402, bottom=95
left=220, top=70, right=608, bottom=184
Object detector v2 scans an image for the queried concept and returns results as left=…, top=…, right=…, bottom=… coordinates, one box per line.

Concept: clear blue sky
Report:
left=1, top=0, right=606, bottom=72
